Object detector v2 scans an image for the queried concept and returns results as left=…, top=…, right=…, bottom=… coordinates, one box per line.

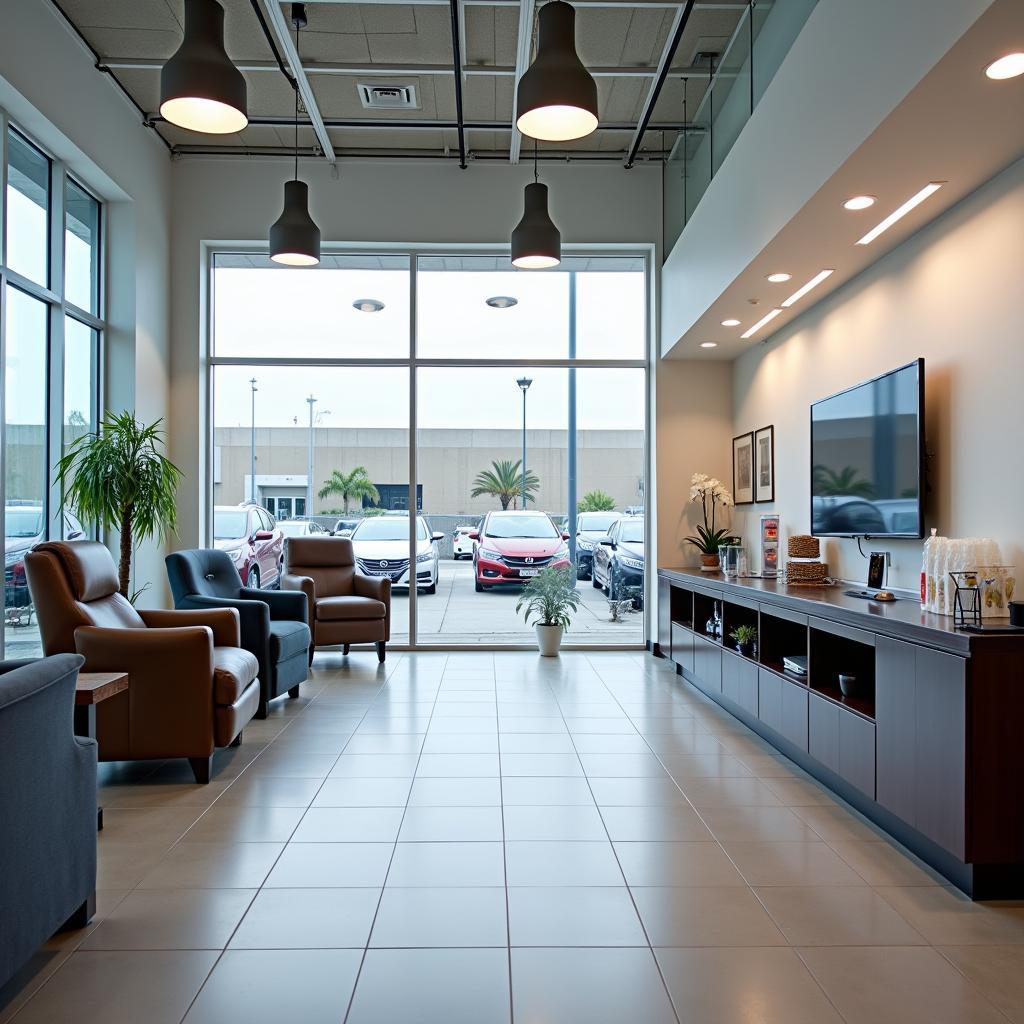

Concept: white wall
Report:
left=0, top=0, right=173, bottom=604
left=731, top=155, right=1024, bottom=589
left=168, top=156, right=662, bottom=550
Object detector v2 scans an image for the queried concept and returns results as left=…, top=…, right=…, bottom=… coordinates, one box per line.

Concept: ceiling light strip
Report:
left=741, top=308, right=782, bottom=339
left=855, top=183, right=944, bottom=245
left=781, top=269, right=834, bottom=308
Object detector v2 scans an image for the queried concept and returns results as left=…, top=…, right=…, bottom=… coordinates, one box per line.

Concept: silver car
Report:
left=349, top=516, right=443, bottom=594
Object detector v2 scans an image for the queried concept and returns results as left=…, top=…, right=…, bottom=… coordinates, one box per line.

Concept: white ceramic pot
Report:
left=536, top=623, right=564, bottom=657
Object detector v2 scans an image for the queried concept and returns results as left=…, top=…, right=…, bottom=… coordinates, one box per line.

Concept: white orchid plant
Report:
left=686, top=473, right=739, bottom=555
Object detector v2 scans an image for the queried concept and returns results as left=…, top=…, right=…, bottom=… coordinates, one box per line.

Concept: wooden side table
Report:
left=75, top=671, right=129, bottom=831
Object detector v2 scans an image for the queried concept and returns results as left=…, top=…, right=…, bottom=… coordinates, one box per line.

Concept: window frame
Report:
left=0, top=110, right=105, bottom=660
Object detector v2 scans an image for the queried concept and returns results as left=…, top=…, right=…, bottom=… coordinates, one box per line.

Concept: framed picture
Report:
left=732, top=432, right=754, bottom=505
left=754, top=425, right=775, bottom=503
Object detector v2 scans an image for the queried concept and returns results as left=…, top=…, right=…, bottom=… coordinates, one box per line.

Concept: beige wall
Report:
left=730, top=154, right=1024, bottom=589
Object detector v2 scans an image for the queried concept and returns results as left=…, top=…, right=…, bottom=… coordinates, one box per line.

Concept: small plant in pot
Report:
left=517, top=566, right=581, bottom=657
left=686, top=474, right=739, bottom=571
left=730, top=624, right=758, bottom=659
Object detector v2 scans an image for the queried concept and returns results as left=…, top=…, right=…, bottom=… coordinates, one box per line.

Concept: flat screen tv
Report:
left=811, top=359, right=924, bottom=538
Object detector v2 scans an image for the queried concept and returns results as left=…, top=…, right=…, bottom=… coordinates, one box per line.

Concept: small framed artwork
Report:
left=754, top=425, right=775, bottom=503
left=732, top=432, right=754, bottom=505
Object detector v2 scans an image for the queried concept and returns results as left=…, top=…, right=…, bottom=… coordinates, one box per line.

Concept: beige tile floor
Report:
left=3, top=650, right=1024, bottom=1023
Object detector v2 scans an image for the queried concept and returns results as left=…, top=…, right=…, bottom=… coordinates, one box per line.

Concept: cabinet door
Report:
left=721, top=650, right=740, bottom=705
left=875, top=636, right=917, bottom=823
left=809, top=694, right=840, bottom=773
left=839, top=711, right=876, bottom=798
left=736, top=658, right=759, bottom=717
left=657, top=577, right=672, bottom=658
left=693, top=635, right=722, bottom=694
left=915, top=648, right=966, bottom=858
left=780, top=678, right=809, bottom=751
left=671, top=623, right=694, bottom=675
left=758, top=669, right=782, bottom=734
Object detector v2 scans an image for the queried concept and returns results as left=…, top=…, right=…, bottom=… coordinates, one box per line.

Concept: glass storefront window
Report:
left=65, top=179, right=100, bottom=313
left=6, top=130, right=50, bottom=287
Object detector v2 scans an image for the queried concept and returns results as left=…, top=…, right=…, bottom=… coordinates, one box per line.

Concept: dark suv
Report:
left=592, top=516, right=645, bottom=603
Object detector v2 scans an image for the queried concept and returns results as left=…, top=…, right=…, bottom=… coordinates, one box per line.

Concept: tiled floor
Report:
left=4, top=651, right=1024, bottom=1023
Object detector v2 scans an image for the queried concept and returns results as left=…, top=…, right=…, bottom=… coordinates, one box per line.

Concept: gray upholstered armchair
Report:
left=166, top=548, right=311, bottom=718
left=0, top=654, right=96, bottom=990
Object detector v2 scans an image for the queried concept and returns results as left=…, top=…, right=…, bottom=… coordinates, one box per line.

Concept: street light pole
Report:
left=516, top=377, right=533, bottom=509
left=249, top=378, right=258, bottom=504
left=306, top=395, right=316, bottom=517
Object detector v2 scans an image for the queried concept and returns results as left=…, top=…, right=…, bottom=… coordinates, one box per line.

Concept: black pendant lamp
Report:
left=516, top=1, right=598, bottom=142
left=270, top=6, right=320, bottom=267
left=160, top=0, right=247, bottom=134
left=511, top=144, right=560, bottom=269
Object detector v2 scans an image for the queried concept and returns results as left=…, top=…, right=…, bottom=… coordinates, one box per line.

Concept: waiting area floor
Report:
left=3, top=651, right=1024, bottom=1023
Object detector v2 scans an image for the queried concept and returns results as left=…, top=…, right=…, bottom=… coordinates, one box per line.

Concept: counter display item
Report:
left=921, top=532, right=1015, bottom=617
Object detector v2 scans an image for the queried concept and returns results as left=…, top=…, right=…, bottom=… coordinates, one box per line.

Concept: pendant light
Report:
left=160, top=0, right=247, bottom=134
left=511, top=143, right=560, bottom=269
left=516, top=1, right=598, bottom=142
left=269, top=5, right=320, bottom=267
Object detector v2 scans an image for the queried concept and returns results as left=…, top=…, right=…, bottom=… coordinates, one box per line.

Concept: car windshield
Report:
left=578, top=513, right=619, bottom=532
left=353, top=519, right=428, bottom=541
left=486, top=515, right=558, bottom=539
left=214, top=511, right=249, bottom=539
left=4, top=508, right=43, bottom=538
left=619, top=520, right=644, bottom=543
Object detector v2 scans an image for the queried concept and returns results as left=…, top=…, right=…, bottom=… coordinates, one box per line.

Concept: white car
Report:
left=452, top=525, right=478, bottom=560
left=350, top=516, right=443, bottom=594
left=276, top=519, right=327, bottom=538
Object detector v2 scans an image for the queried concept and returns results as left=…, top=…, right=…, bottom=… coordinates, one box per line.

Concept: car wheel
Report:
left=592, top=571, right=602, bottom=589
left=424, top=582, right=437, bottom=595
left=248, top=566, right=261, bottom=589
left=474, top=577, right=484, bottom=593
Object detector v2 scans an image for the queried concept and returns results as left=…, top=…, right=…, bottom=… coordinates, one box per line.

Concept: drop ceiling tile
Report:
left=620, top=8, right=676, bottom=67
left=602, top=76, right=648, bottom=123
left=360, top=3, right=418, bottom=35
left=113, top=67, right=162, bottom=114
left=305, top=4, right=366, bottom=35
left=366, top=7, right=452, bottom=64
left=432, top=76, right=457, bottom=121
left=246, top=71, right=300, bottom=117
left=464, top=4, right=496, bottom=67
left=462, top=76, right=498, bottom=122
left=59, top=0, right=179, bottom=31
left=576, top=8, right=635, bottom=66
left=300, top=34, right=373, bottom=64
left=81, top=26, right=181, bottom=60
left=326, top=127, right=447, bottom=152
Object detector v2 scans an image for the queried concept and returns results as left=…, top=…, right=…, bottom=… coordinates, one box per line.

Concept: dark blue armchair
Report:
left=166, top=549, right=311, bottom=718
left=0, top=654, right=96, bottom=990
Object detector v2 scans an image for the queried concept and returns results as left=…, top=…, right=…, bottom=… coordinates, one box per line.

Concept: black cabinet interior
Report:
left=809, top=626, right=876, bottom=720
left=759, top=612, right=808, bottom=679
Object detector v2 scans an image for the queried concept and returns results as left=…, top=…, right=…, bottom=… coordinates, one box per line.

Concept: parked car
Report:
left=349, top=516, right=443, bottom=594
left=5, top=504, right=85, bottom=610
left=593, top=515, right=645, bottom=603
left=452, top=525, right=478, bottom=560
left=213, top=503, right=284, bottom=589
left=333, top=518, right=360, bottom=537
left=472, top=510, right=571, bottom=592
left=277, top=519, right=327, bottom=538
left=573, top=511, right=622, bottom=580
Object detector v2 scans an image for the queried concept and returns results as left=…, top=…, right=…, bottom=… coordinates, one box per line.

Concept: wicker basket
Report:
left=786, top=560, right=829, bottom=585
left=788, top=535, right=820, bottom=559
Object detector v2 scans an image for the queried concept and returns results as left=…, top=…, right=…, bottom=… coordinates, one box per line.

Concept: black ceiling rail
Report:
left=48, top=0, right=173, bottom=151
left=249, top=0, right=297, bottom=89
left=624, top=0, right=696, bottom=169
left=448, top=0, right=468, bottom=168
left=150, top=114, right=694, bottom=131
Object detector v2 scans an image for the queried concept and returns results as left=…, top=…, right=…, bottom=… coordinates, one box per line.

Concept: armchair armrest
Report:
left=241, top=587, right=308, bottom=624
left=354, top=573, right=391, bottom=604
left=282, top=573, right=316, bottom=627
left=139, top=607, right=241, bottom=647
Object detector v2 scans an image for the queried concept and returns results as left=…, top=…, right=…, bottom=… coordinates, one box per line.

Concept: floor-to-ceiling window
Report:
left=208, top=250, right=649, bottom=648
left=1, top=117, right=103, bottom=659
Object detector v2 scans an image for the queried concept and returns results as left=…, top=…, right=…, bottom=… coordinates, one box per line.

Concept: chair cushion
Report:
left=316, top=595, right=386, bottom=622
left=212, top=647, right=259, bottom=705
left=269, top=619, right=311, bottom=662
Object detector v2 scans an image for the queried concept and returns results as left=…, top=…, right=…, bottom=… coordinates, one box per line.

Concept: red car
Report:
left=213, top=504, right=284, bottom=589
left=472, top=510, right=571, bottom=592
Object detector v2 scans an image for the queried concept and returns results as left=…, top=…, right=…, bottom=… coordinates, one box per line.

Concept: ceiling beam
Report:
left=299, top=0, right=745, bottom=8
left=508, top=0, right=536, bottom=164
left=152, top=114, right=691, bottom=131
left=449, top=0, right=468, bottom=167
left=255, top=0, right=336, bottom=162
left=624, top=0, right=695, bottom=167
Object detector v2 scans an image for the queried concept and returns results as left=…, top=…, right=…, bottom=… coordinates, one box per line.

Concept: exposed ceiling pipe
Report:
left=448, top=0, right=468, bottom=168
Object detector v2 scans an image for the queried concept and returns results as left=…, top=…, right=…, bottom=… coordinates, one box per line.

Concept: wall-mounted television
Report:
left=811, top=359, right=925, bottom=538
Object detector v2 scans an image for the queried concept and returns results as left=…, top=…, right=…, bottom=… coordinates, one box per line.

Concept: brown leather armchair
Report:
left=282, top=537, right=391, bottom=663
left=25, top=541, right=259, bottom=783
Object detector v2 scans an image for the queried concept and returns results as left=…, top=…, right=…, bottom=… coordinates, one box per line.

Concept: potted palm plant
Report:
left=516, top=566, right=581, bottom=656
left=686, top=473, right=739, bottom=571
left=56, top=411, right=182, bottom=600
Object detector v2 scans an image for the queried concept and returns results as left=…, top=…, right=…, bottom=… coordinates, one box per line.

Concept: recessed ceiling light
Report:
left=741, top=308, right=782, bottom=339
left=781, top=269, right=834, bottom=308
left=352, top=299, right=384, bottom=312
left=843, top=195, right=876, bottom=210
left=856, top=183, right=944, bottom=245
left=700, top=341, right=718, bottom=349
left=985, top=53, right=1024, bottom=80
left=766, top=272, right=792, bottom=283
left=486, top=295, right=518, bottom=309
left=720, top=319, right=741, bottom=327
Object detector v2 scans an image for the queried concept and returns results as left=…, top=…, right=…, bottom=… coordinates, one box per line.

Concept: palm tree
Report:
left=578, top=489, right=615, bottom=513
left=471, top=459, right=539, bottom=510
left=318, top=466, right=380, bottom=514
left=813, top=464, right=875, bottom=499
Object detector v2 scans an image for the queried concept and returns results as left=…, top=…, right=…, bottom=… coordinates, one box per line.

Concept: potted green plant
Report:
left=516, top=566, right=581, bottom=656
left=686, top=473, right=739, bottom=571
left=56, top=411, right=182, bottom=600
left=730, top=624, right=758, bottom=659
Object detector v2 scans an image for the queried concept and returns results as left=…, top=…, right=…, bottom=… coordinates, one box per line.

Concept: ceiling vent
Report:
left=357, top=83, right=419, bottom=110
